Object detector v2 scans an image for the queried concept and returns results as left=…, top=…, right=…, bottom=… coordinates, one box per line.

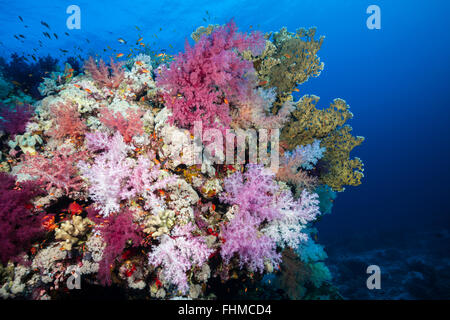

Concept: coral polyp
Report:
left=0, top=20, right=363, bottom=300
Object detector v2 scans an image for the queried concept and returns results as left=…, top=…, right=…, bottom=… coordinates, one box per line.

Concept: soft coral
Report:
left=0, top=172, right=44, bottom=264
left=84, top=57, right=125, bottom=89
left=156, top=19, right=265, bottom=133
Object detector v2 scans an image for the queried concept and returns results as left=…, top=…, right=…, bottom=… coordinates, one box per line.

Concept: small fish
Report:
left=135, top=26, right=140, bottom=31
left=74, top=84, right=81, bottom=88
left=137, top=37, right=143, bottom=42
left=60, top=49, right=68, bottom=53
left=141, top=68, right=150, bottom=73
left=31, top=55, right=37, bottom=61
left=135, top=60, right=143, bottom=66
left=53, top=33, right=58, bottom=39
left=86, top=38, right=90, bottom=43
left=43, top=32, right=51, bottom=39
left=41, top=21, right=50, bottom=29
left=19, top=34, right=25, bottom=38
left=224, top=98, right=229, bottom=105
left=65, top=32, right=69, bottom=36
left=116, top=53, right=124, bottom=58
left=284, top=53, right=291, bottom=59
left=293, top=88, right=299, bottom=92
left=14, top=35, right=20, bottom=40
left=12, top=81, right=21, bottom=86
left=118, top=38, right=127, bottom=44
left=84, top=88, right=92, bottom=93
left=18, top=16, right=23, bottom=22
left=127, top=53, right=133, bottom=58
left=258, top=80, right=268, bottom=86
left=140, top=42, right=145, bottom=47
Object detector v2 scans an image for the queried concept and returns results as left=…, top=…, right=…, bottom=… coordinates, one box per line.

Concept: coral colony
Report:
left=0, top=20, right=364, bottom=299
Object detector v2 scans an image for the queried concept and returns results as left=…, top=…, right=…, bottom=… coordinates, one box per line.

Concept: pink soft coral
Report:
left=99, top=108, right=144, bottom=143
left=19, top=147, right=86, bottom=197
left=148, top=223, right=212, bottom=294
left=48, top=101, right=86, bottom=139
left=156, top=20, right=265, bottom=133
left=84, top=57, right=125, bottom=89
left=219, top=164, right=282, bottom=272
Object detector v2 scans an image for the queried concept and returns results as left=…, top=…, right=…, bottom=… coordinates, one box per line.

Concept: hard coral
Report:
left=156, top=19, right=265, bottom=133
left=0, top=172, right=44, bottom=264
left=84, top=57, right=125, bottom=89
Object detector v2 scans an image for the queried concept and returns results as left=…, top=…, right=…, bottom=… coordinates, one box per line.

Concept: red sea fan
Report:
left=48, top=101, right=87, bottom=139
left=97, top=209, right=143, bottom=286
left=156, top=19, right=265, bottom=133
left=84, top=57, right=125, bottom=89
left=99, top=108, right=144, bottom=143
left=0, top=103, right=33, bottom=137
left=0, top=172, right=44, bottom=264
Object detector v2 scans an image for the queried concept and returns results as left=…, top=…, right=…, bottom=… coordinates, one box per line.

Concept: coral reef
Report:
left=0, top=20, right=364, bottom=300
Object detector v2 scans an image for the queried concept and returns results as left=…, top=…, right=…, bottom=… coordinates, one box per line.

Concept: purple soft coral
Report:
left=0, top=172, right=44, bottom=264
left=0, top=103, right=33, bottom=137
left=156, top=19, right=265, bottom=133
left=97, top=209, right=142, bottom=286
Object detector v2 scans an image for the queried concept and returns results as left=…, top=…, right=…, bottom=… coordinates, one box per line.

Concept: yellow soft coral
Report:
left=281, top=95, right=364, bottom=191
left=320, top=126, right=364, bottom=191
left=281, top=95, right=353, bottom=148
left=251, top=27, right=324, bottom=98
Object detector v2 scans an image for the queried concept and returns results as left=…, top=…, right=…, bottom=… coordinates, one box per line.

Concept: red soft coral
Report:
left=48, top=101, right=86, bottom=139
left=0, top=172, right=44, bottom=264
left=84, top=57, right=125, bottom=89
left=156, top=19, right=265, bottom=133
left=99, top=108, right=144, bottom=143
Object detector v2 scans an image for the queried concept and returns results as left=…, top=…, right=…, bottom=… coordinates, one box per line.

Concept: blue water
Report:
left=1, top=0, right=449, bottom=299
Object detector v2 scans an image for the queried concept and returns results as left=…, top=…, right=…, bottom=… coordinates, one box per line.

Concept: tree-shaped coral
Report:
left=0, top=172, right=44, bottom=264
left=84, top=57, right=125, bottom=89
left=156, top=19, right=265, bottom=133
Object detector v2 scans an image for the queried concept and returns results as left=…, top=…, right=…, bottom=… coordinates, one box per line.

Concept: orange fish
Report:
left=224, top=98, right=229, bottom=105
left=140, top=42, right=145, bottom=47
left=74, top=84, right=81, bottom=88
left=284, top=53, right=291, bottom=58
left=141, top=68, right=150, bottom=73
left=116, top=53, right=124, bottom=58
left=137, top=37, right=143, bottom=42
left=258, top=80, right=268, bottom=86
left=85, top=88, right=92, bottom=94
left=135, top=60, right=143, bottom=66
left=293, top=88, right=299, bottom=92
